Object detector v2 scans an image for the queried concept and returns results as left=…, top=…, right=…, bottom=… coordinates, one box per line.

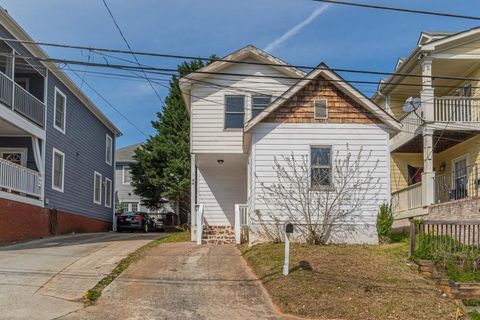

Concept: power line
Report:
left=101, top=0, right=166, bottom=107
left=64, top=64, right=149, bottom=137
left=3, top=37, right=480, bottom=84
left=313, top=0, right=480, bottom=21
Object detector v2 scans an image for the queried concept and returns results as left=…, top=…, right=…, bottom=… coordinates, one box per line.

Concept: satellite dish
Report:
left=402, top=97, right=421, bottom=113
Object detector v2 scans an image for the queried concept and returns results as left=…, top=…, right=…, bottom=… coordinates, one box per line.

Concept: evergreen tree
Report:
left=130, top=58, right=216, bottom=223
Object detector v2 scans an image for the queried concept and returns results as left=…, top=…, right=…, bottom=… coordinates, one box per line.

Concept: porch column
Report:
left=420, top=58, right=434, bottom=122
left=422, top=127, right=435, bottom=206
left=190, top=153, right=196, bottom=242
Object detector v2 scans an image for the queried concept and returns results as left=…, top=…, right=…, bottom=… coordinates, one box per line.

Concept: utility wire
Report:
left=313, top=0, right=480, bottom=21
left=101, top=0, right=166, bottom=107
left=3, top=37, right=480, bottom=83
left=65, top=64, right=149, bottom=137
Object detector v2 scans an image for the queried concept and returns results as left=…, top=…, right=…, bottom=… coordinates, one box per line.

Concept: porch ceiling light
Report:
left=217, top=159, right=224, bottom=164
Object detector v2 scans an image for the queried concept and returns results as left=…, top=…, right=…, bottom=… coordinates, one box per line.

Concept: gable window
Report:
left=314, top=99, right=328, bottom=119
left=224, top=95, right=245, bottom=129
left=123, top=166, right=132, bottom=184
left=54, top=87, right=67, bottom=133
left=105, top=135, right=113, bottom=166
left=94, top=171, right=102, bottom=204
left=104, top=178, right=112, bottom=208
left=52, top=148, right=65, bottom=192
left=252, top=95, right=271, bottom=118
left=311, top=146, right=332, bottom=188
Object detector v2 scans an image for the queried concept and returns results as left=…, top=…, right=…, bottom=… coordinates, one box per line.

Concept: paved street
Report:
left=62, top=243, right=286, bottom=320
left=0, top=232, right=162, bottom=320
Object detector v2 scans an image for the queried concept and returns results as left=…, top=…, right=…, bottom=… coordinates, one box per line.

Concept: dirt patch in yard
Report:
left=241, top=242, right=459, bottom=319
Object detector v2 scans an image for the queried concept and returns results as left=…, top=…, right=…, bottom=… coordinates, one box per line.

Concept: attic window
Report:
left=314, top=99, right=328, bottom=119
left=252, top=95, right=271, bottom=118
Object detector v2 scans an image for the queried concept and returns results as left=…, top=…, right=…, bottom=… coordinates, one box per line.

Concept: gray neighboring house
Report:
left=0, top=8, right=121, bottom=243
left=115, top=143, right=174, bottom=216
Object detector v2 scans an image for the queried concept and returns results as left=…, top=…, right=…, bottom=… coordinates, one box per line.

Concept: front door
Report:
left=453, top=157, right=468, bottom=200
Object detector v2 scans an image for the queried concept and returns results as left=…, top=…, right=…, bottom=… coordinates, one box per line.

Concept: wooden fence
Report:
left=410, top=220, right=480, bottom=256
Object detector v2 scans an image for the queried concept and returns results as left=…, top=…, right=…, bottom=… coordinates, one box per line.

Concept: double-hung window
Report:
left=104, top=178, right=112, bottom=208
left=94, top=171, right=102, bottom=204
left=314, top=99, right=328, bottom=119
left=106, top=135, right=113, bottom=166
left=54, top=87, right=67, bottom=133
left=252, top=95, right=271, bottom=118
left=123, top=166, right=132, bottom=184
left=52, top=148, right=65, bottom=192
left=224, top=95, right=245, bottom=129
left=310, top=146, right=332, bottom=189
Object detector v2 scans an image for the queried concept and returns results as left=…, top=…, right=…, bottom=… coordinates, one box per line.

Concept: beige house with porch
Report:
left=373, top=28, right=480, bottom=223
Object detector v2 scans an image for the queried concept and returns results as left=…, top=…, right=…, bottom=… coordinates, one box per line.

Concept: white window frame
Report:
left=122, top=165, right=131, bottom=185
left=93, top=171, right=102, bottom=205
left=53, top=87, right=67, bottom=134
left=251, top=95, right=271, bottom=119
left=310, top=145, right=333, bottom=189
left=104, top=177, right=112, bottom=208
left=105, top=134, right=113, bottom=166
left=224, top=95, right=245, bottom=130
left=51, top=148, right=65, bottom=193
left=314, top=99, right=328, bottom=120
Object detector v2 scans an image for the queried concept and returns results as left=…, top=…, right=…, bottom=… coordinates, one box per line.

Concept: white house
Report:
left=180, top=46, right=401, bottom=244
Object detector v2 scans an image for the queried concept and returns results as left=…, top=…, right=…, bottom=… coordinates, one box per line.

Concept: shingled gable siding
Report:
left=263, top=75, right=382, bottom=124
left=44, top=73, right=115, bottom=222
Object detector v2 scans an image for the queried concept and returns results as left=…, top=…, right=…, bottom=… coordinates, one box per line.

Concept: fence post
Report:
left=409, top=219, right=416, bottom=257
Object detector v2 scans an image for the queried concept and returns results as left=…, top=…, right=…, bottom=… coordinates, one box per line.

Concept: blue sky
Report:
left=1, top=0, right=479, bottom=147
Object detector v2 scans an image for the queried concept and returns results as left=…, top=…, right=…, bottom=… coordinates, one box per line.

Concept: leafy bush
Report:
left=469, top=310, right=480, bottom=320
left=376, top=203, right=393, bottom=243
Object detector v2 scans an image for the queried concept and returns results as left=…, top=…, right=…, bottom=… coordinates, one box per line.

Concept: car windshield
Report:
left=122, top=212, right=139, bottom=217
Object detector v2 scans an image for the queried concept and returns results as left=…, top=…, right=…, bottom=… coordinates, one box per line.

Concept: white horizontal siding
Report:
left=251, top=122, right=391, bottom=243
left=197, top=164, right=247, bottom=226
left=190, top=61, right=296, bottom=154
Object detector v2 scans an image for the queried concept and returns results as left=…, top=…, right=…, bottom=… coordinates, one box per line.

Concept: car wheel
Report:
left=143, top=223, right=149, bottom=233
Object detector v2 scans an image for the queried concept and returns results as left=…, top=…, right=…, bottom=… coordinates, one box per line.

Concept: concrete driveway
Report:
left=0, top=232, right=163, bottom=320
left=62, top=243, right=286, bottom=320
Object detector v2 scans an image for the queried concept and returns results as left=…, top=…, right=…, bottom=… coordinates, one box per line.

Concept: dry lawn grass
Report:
left=241, top=242, right=459, bottom=319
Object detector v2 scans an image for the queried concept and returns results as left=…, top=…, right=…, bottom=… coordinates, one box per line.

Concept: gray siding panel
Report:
left=44, top=73, right=115, bottom=222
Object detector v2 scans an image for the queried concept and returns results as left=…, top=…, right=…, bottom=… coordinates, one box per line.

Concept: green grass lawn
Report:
left=241, top=242, right=459, bottom=320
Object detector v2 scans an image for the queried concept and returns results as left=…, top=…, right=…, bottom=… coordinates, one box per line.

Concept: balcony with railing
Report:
left=0, top=157, right=41, bottom=199
left=0, top=42, right=46, bottom=129
left=391, top=96, right=480, bottom=152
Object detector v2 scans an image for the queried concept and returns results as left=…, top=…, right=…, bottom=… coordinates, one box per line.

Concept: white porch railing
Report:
left=434, top=97, right=480, bottom=122
left=392, top=182, right=422, bottom=213
left=234, top=204, right=248, bottom=244
left=0, top=71, right=45, bottom=128
left=195, top=204, right=204, bottom=245
left=0, top=157, right=41, bottom=198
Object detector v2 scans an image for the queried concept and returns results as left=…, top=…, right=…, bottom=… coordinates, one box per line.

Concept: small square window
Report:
left=314, top=99, right=328, bottom=119
left=252, top=95, right=271, bottom=118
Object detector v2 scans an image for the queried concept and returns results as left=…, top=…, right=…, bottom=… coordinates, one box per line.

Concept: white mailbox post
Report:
left=283, top=222, right=294, bottom=276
